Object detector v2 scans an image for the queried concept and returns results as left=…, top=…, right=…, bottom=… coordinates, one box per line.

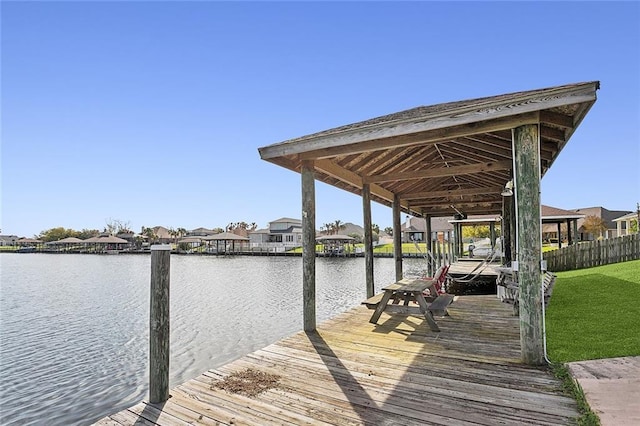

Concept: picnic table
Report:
left=363, top=279, right=454, bottom=332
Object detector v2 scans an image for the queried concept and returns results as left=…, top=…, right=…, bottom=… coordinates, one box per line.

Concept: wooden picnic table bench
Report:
left=362, top=279, right=454, bottom=332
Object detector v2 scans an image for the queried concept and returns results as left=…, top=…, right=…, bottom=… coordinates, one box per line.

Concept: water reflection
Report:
left=0, top=254, right=424, bottom=425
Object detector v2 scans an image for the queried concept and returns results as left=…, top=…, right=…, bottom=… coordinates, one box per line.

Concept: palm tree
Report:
left=177, top=228, right=187, bottom=240
left=332, top=220, right=346, bottom=235
left=168, top=228, right=178, bottom=245
left=142, top=226, right=158, bottom=244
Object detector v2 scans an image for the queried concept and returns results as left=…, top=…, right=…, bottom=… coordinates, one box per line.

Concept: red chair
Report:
left=422, top=264, right=450, bottom=296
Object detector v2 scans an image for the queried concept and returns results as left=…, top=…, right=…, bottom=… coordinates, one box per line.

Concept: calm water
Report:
left=0, top=253, right=426, bottom=425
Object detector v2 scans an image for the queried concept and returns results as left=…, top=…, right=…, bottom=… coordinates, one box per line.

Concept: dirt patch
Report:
left=212, top=368, right=281, bottom=397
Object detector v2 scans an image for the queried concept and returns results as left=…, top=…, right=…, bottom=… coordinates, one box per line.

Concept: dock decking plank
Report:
left=94, top=295, right=580, bottom=425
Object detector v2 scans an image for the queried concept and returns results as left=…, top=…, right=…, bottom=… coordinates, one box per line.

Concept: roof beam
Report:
left=399, top=186, right=504, bottom=200
left=540, top=125, right=566, bottom=143
left=313, top=159, right=402, bottom=207
left=364, top=160, right=513, bottom=184
left=293, top=112, right=541, bottom=161
left=412, top=200, right=502, bottom=209
left=540, top=110, right=574, bottom=128
left=412, top=197, right=503, bottom=208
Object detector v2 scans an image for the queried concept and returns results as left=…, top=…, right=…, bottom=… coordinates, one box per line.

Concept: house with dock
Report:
left=248, top=217, right=303, bottom=252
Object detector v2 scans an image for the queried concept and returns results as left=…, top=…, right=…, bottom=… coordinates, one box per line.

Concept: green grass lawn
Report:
left=546, top=259, right=640, bottom=363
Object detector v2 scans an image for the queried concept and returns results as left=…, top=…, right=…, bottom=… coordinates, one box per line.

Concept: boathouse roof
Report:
left=259, top=81, right=599, bottom=218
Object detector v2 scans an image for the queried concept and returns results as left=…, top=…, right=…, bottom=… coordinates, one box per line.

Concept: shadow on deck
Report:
left=95, top=295, right=579, bottom=425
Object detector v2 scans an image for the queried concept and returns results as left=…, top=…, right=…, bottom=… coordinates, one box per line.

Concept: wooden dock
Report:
left=95, top=295, right=579, bottom=425
left=447, top=259, right=501, bottom=277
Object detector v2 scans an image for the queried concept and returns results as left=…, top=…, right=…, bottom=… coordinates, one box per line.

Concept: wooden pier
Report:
left=95, top=295, right=579, bottom=425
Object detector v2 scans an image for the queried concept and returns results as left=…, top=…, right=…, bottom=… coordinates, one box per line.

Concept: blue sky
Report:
left=2, top=1, right=639, bottom=237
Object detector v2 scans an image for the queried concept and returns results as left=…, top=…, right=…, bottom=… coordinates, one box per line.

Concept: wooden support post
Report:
left=150, top=245, right=171, bottom=403
left=567, top=219, right=573, bottom=245
left=513, top=124, right=544, bottom=365
left=301, top=161, right=316, bottom=331
left=490, top=222, right=496, bottom=250
left=503, top=196, right=512, bottom=264
left=557, top=222, right=562, bottom=249
left=572, top=219, right=579, bottom=243
left=393, top=195, right=403, bottom=281
left=509, top=193, right=517, bottom=260
left=363, top=183, right=374, bottom=298
left=425, top=215, right=432, bottom=275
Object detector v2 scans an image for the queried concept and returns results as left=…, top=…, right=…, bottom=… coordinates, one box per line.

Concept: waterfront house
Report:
left=249, top=217, right=303, bottom=252
left=0, top=234, right=18, bottom=246
left=151, top=226, right=173, bottom=244
left=401, top=216, right=454, bottom=243
left=187, top=227, right=218, bottom=237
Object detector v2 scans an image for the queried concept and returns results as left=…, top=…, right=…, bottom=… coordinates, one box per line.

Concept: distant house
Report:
left=318, top=222, right=365, bottom=240
left=116, top=231, right=136, bottom=243
left=572, top=207, right=633, bottom=240
left=0, top=234, right=18, bottom=246
left=400, top=217, right=454, bottom=243
left=151, top=226, right=173, bottom=244
left=188, top=227, right=218, bottom=237
left=612, top=211, right=639, bottom=237
left=249, top=218, right=302, bottom=251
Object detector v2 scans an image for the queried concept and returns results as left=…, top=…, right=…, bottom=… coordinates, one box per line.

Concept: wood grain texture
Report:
left=149, top=247, right=171, bottom=403
left=513, top=124, right=544, bottom=365
left=362, top=183, right=374, bottom=298
left=97, top=295, right=580, bottom=425
left=301, top=161, right=316, bottom=331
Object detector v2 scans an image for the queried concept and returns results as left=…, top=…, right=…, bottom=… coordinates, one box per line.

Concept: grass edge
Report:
left=550, top=362, right=601, bottom=426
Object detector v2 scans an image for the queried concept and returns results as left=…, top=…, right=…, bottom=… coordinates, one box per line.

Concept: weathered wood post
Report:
left=513, top=124, right=544, bottom=365
left=456, top=223, right=464, bottom=258
left=490, top=222, right=496, bottom=251
left=150, top=244, right=171, bottom=403
left=362, top=183, right=374, bottom=297
left=425, top=215, right=432, bottom=275
left=503, top=195, right=512, bottom=264
left=393, top=195, right=403, bottom=281
left=301, top=160, right=316, bottom=331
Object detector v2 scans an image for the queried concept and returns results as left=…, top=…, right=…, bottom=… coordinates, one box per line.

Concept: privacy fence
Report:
left=543, top=233, right=640, bottom=272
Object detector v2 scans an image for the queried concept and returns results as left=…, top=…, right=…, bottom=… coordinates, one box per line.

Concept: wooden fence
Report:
left=543, top=233, right=640, bottom=272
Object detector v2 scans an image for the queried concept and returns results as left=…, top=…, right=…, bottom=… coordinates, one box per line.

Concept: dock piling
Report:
left=150, top=245, right=171, bottom=403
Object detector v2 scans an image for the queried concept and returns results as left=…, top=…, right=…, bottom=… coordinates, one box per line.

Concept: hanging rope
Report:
left=450, top=249, right=501, bottom=283
left=404, top=239, right=442, bottom=279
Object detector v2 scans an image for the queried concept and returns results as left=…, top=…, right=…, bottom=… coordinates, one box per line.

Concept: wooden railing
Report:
left=543, top=233, right=640, bottom=272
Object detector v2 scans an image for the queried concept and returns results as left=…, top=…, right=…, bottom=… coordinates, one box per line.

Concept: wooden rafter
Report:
left=364, top=160, right=513, bottom=184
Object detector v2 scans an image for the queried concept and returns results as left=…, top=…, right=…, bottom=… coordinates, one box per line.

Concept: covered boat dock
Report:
left=258, top=81, right=599, bottom=364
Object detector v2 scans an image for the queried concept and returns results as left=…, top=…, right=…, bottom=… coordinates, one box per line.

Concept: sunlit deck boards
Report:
left=95, top=296, right=579, bottom=425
